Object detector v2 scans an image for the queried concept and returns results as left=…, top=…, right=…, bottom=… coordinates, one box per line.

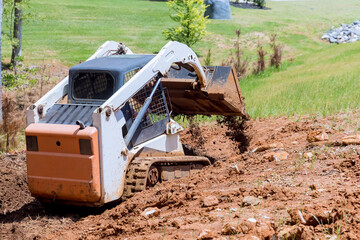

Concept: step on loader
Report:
left=25, top=41, right=248, bottom=206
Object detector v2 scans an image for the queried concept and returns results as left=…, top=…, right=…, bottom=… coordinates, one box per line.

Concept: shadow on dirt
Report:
left=0, top=198, right=120, bottom=224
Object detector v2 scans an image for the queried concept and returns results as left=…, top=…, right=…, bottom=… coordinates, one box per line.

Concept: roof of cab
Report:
left=69, top=54, right=155, bottom=75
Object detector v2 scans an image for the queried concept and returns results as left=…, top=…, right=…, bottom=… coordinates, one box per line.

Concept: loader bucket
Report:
left=161, top=66, right=249, bottom=118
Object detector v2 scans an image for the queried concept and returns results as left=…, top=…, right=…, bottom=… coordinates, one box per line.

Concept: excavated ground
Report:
left=2, top=112, right=360, bottom=239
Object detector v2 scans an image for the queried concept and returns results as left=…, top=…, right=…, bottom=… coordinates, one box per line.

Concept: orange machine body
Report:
left=25, top=123, right=101, bottom=205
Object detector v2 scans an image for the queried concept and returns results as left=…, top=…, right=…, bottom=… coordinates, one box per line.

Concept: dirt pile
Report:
left=2, top=113, right=360, bottom=239
left=0, top=152, right=31, bottom=215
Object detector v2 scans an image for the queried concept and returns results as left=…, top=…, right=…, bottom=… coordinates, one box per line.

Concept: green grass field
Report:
left=2, top=0, right=360, bottom=118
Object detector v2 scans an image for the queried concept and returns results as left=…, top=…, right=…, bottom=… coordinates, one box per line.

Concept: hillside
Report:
left=2, top=114, right=360, bottom=239
left=2, top=0, right=360, bottom=118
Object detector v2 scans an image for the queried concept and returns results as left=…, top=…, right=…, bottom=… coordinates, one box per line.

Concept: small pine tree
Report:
left=269, top=34, right=283, bottom=69
left=163, top=0, right=209, bottom=47
left=253, top=44, right=266, bottom=74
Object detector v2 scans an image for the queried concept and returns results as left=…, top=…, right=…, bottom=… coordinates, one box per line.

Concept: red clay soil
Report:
left=2, top=113, right=360, bottom=239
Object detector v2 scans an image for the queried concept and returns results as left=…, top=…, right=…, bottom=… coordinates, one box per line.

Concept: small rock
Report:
left=197, top=229, right=215, bottom=240
left=221, top=223, right=238, bottom=235
left=277, top=225, right=302, bottom=239
left=141, top=207, right=161, bottom=218
left=231, top=164, right=244, bottom=174
left=202, top=195, right=219, bottom=207
left=238, top=219, right=256, bottom=234
left=220, top=195, right=231, bottom=202
left=252, top=143, right=283, bottom=152
left=342, top=135, right=360, bottom=145
left=304, top=152, right=313, bottom=159
left=242, top=236, right=261, bottom=240
left=229, top=207, right=238, bottom=212
left=263, top=151, right=288, bottom=162
left=329, top=37, right=336, bottom=43
left=243, top=196, right=261, bottom=206
left=321, top=34, right=330, bottom=39
left=256, top=221, right=275, bottom=239
left=307, top=130, right=329, bottom=142
left=325, top=235, right=338, bottom=240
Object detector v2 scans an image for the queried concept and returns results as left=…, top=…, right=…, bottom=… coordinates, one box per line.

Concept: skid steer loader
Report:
left=25, top=41, right=248, bottom=206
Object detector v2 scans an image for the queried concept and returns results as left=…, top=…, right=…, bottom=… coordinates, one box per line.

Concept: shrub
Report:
left=204, top=48, right=212, bottom=66
left=0, top=90, right=23, bottom=152
left=269, top=34, right=283, bottom=69
left=253, top=0, right=266, bottom=8
left=233, top=29, right=249, bottom=78
left=253, top=44, right=266, bottom=74
left=222, top=29, right=249, bottom=79
left=163, top=0, right=209, bottom=47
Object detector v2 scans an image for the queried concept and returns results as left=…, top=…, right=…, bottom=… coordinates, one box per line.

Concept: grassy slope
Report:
left=2, top=0, right=360, bottom=118
left=237, top=0, right=360, bottom=118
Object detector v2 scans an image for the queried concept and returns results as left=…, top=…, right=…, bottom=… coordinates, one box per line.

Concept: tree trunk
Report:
left=0, top=0, right=3, bottom=125
left=11, top=0, right=22, bottom=68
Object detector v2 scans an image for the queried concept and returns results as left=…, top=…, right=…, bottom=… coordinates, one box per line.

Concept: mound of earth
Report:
left=2, top=113, right=360, bottom=239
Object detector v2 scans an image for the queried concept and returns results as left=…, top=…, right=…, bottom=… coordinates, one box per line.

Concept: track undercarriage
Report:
left=122, top=156, right=211, bottom=200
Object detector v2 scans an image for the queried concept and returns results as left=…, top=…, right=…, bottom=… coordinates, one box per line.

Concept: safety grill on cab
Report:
left=122, top=79, right=171, bottom=147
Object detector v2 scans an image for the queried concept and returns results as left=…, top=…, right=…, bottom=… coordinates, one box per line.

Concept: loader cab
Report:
left=68, top=55, right=155, bottom=105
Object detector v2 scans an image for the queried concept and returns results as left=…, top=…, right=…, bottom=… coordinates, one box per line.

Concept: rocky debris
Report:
left=307, top=130, right=329, bottom=143
left=342, top=135, right=360, bottom=145
left=197, top=229, right=215, bottom=240
left=221, top=223, right=238, bottom=235
left=238, top=219, right=257, bottom=234
left=231, top=164, right=244, bottom=174
left=304, top=152, right=313, bottom=159
left=141, top=207, right=161, bottom=218
left=325, top=235, right=338, bottom=240
left=242, top=196, right=261, bottom=206
left=288, top=207, right=341, bottom=226
left=252, top=143, right=283, bottom=152
left=221, top=219, right=274, bottom=238
left=242, top=236, right=261, bottom=240
left=202, top=195, right=219, bottom=207
left=277, top=225, right=302, bottom=239
left=256, top=221, right=275, bottom=239
left=263, top=151, right=289, bottom=161
left=322, top=20, right=360, bottom=44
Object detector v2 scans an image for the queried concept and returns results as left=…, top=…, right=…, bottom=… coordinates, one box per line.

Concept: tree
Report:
left=11, top=0, right=22, bottom=68
left=3, top=0, right=32, bottom=70
left=163, top=0, right=209, bottom=47
left=0, top=0, right=3, bottom=125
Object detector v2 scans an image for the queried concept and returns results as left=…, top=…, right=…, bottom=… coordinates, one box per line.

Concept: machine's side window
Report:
left=73, top=72, right=114, bottom=100
left=124, top=68, right=140, bottom=84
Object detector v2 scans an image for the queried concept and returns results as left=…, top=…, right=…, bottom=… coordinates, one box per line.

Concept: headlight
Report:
left=79, top=139, right=93, bottom=155
left=26, top=136, right=38, bottom=151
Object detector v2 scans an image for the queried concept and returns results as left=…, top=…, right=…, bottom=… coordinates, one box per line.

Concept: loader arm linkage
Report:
left=99, top=41, right=207, bottom=113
